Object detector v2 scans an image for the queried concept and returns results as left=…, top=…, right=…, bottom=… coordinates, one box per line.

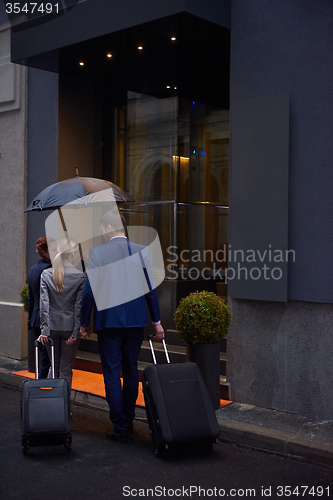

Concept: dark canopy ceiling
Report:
left=57, top=13, right=230, bottom=107
left=8, top=5, right=230, bottom=108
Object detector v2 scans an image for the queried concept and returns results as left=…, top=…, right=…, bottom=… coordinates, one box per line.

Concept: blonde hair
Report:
left=52, top=237, right=79, bottom=292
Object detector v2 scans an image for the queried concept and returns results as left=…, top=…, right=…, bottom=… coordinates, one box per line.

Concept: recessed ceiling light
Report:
left=79, top=61, right=85, bottom=66
left=106, top=53, right=113, bottom=58
left=171, top=37, right=176, bottom=41
left=166, top=85, right=171, bottom=89
left=138, top=46, right=143, bottom=50
left=174, top=86, right=177, bottom=89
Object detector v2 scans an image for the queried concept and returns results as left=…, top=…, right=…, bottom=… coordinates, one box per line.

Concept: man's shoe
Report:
left=106, top=427, right=128, bottom=443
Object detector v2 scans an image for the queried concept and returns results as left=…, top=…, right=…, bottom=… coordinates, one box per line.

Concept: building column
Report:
left=0, top=22, right=27, bottom=359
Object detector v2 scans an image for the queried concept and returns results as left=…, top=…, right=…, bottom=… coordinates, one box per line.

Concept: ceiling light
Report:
left=138, top=46, right=143, bottom=50
left=79, top=61, right=85, bottom=66
left=174, top=86, right=177, bottom=89
left=171, top=37, right=176, bottom=41
left=106, top=53, right=113, bottom=58
left=166, top=85, right=171, bottom=89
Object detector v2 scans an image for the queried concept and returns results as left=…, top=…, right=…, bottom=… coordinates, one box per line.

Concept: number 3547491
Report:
left=5, top=3, right=59, bottom=14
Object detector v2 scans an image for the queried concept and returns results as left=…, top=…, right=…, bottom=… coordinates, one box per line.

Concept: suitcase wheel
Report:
left=64, top=437, right=72, bottom=453
left=154, top=443, right=168, bottom=459
left=22, top=437, right=30, bottom=455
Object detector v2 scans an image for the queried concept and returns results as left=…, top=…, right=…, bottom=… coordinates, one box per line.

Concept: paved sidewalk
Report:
left=1, top=355, right=332, bottom=470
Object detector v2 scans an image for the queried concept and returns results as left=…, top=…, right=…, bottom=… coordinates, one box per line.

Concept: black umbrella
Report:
left=25, top=174, right=134, bottom=212
left=25, top=174, right=134, bottom=266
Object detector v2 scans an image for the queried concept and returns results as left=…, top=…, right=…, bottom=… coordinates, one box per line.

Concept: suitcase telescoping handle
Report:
left=34, top=338, right=55, bottom=380
left=148, top=335, right=170, bottom=365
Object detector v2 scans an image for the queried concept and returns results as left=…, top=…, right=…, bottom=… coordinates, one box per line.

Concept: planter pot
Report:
left=186, top=342, right=220, bottom=410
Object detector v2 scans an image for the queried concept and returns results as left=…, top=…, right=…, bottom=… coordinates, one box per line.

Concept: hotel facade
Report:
left=0, top=0, right=332, bottom=420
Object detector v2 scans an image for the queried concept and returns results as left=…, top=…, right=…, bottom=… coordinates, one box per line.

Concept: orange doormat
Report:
left=11, top=370, right=232, bottom=409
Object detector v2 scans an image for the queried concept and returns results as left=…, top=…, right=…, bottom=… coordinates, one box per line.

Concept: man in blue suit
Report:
left=80, top=209, right=164, bottom=442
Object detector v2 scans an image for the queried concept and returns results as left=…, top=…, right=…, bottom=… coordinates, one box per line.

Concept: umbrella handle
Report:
left=79, top=205, right=88, bottom=252
left=78, top=243, right=86, bottom=273
left=58, top=208, right=68, bottom=233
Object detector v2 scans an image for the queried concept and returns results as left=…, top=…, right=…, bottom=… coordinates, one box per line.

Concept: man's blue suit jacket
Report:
left=80, top=236, right=161, bottom=332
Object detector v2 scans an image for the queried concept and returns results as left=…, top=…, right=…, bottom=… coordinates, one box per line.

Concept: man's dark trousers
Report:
left=97, top=326, right=144, bottom=433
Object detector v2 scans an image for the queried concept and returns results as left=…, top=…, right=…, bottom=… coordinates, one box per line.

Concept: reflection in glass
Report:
left=120, top=203, right=228, bottom=282
left=113, top=91, right=229, bottom=282
left=116, top=93, right=229, bottom=207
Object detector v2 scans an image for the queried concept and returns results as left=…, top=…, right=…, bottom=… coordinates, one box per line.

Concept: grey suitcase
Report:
left=21, top=338, right=72, bottom=454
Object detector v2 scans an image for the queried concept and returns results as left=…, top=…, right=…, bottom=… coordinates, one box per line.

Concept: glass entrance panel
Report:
left=178, top=99, right=229, bottom=205
left=115, top=94, right=229, bottom=206
left=119, top=202, right=228, bottom=281
left=113, top=93, right=229, bottom=281
left=126, top=91, right=178, bottom=202
left=176, top=203, right=228, bottom=280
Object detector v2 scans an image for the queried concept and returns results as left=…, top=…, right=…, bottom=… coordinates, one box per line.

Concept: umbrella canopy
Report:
left=24, top=175, right=165, bottom=290
left=25, top=175, right=134, bottom=212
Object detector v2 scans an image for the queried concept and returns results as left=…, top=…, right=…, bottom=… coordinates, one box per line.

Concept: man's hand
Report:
left=152, top=323, right=164, bottom=340
left=80, top=326, right=91, bottom=338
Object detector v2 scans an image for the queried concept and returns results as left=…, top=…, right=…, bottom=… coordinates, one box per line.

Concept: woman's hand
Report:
left=37, top=335, right=49, bottom=345
left=66, top=336, right=77, bottom=346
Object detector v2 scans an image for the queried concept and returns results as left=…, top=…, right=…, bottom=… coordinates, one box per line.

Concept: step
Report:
left=139, top=340, right=227, bottom=376
left=78, top=333, right=227, bottom=354
left=73, top=352, right=230, bottom=400
left=78, top=338, right=100, bottom=354
left=76, top=339, right=227, bottom=375
left=219, top=375, right=231, bottom=401
left=164, top=330, right=227, bottom=353
left=73, top=351, right=102, bottom=373
left=139, top=340, right=185, bottom=364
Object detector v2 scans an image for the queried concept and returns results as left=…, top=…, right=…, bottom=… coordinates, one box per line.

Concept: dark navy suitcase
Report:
left=142, top=338, right=220, bottom=457
left=21, top=339, right=72, bottom=454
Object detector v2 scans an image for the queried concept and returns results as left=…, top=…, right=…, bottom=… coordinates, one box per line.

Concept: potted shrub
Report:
left=174, top=290, right=231, bottom=409
left=20, top=284, right=29, bottom=313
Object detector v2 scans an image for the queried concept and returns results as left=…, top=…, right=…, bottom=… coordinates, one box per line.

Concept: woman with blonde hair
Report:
left=38, top=236, right=86, bottom=390
left=27, top=236, right=57, bottom=377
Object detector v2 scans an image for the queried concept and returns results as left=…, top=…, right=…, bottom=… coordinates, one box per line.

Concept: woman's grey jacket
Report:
left=40, top=262, right=86, bottom=338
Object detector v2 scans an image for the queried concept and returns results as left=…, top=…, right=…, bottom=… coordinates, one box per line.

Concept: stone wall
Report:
left=0, top=23, right=27, bottom=358
left=229, top=0, right=333, bottom=419
left=227, top=298, right=333, bottom=420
